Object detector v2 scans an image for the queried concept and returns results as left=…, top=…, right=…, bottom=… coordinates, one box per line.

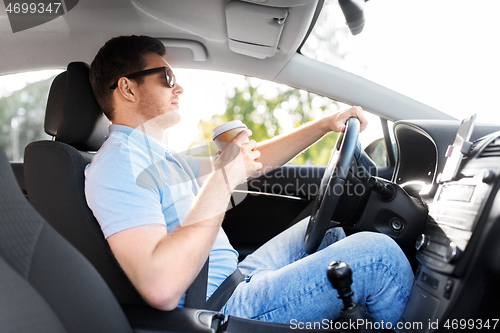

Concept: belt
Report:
left=205, top=268, right=245, bottom=311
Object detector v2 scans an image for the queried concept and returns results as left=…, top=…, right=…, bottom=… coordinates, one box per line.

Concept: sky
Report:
left=1, top=0, right=499, bottom=153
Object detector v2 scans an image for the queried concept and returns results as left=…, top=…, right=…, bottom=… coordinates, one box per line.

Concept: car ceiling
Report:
left=0, top=0, right=454, bottom=121
left=0, top=0, right=317, bottom=77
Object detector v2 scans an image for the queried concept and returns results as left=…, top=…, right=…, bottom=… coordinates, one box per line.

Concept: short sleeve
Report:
left=184, top=155, right=205, bottom=179
left=85, top=146, right=169, bottom=238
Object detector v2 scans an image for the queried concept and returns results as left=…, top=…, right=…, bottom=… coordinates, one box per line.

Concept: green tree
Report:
left=0, top=77, right=54, bottom=161
left=198, top=77, right=341, bottom=165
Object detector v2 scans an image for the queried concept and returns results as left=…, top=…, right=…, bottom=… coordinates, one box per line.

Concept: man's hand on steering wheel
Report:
left=326, top=106, right=368, bottom=133
left=303, top=116, right=362, bottom=254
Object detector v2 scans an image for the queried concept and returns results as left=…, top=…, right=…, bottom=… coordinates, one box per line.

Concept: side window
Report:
left=168, top=70, right=392, bottom=167
left=0, top=70, right=62, bottom=161
left=359, top=113, right=394, bottom=167
left=364, top=138, right=387, bottom=166
left=201, top=77, right=346, bottom=166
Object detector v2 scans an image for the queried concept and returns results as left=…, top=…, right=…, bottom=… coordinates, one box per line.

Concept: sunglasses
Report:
left=109, top=66, right=176, bottom=90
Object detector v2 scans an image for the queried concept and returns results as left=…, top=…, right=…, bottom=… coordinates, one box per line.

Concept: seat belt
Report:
left=184, top=258, right=244, bottom=311
left=206, top=268, right=244, bottom=311
left=184, top=258, right=209, bottom=308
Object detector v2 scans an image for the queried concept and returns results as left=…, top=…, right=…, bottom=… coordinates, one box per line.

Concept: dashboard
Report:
left=393, top=120, right=500, bottom=198
left=392, top=119, right=500, bottom=332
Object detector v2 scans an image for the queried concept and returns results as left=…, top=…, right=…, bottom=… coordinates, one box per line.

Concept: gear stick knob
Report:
left=327, top=261, right=355, bottom=309
left=328, top=261, right=373, bottom=333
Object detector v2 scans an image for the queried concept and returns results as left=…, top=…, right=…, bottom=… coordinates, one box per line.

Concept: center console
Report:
left=401, top=116, right=500, bottom=332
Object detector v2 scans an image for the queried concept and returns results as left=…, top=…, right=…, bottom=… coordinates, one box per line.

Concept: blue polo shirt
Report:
left=84, top=124, right=239, bottom=307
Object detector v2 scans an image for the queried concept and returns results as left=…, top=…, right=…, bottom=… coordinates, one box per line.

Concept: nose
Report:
left=172, top=82, right=183, bottom=95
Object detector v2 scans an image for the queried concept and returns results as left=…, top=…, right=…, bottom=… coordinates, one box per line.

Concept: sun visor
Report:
left=225, top=1, right=288, bottom=59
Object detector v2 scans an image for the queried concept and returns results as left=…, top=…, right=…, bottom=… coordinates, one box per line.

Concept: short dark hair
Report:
left=90, top=35, right=166, bottom=120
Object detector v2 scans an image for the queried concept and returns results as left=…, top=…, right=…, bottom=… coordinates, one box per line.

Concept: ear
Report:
left=116, top=78, right=138, bottom=102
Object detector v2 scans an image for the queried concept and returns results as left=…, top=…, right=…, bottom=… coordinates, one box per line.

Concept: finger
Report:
left=221, top=142, right=240, bottom=164
left=337, top=106, right=367, bottom=133
left=351, top=106, right=368, bottom=132
left=232, top=129, right=252, bottom=145
left=253, top=161, right=263, bottom=171
left=250, top=149, right=261, bottom=160
left=246, top=139, right=257, bottom=150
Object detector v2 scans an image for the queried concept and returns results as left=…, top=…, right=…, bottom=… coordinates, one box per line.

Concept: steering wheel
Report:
left=303, top=117, right=360, bottom=254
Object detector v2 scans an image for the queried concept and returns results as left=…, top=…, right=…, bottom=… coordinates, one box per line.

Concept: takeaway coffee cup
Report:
left=211, top=120, right=248, bottom=151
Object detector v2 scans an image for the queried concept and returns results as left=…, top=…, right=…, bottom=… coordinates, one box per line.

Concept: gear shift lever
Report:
left=327, top=261, right=373, bottom=332
left=328, top=261, right=355, bottom=309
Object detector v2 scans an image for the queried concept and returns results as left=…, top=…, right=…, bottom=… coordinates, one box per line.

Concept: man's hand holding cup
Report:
left=212, top=121, right=262, bottom=189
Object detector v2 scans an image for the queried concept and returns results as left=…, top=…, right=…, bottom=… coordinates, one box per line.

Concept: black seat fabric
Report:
left=43, top=62, right=109, bottom=151
left=24, top=62, right=144, bottom=306
left=0, top=146, right=133, bottom=333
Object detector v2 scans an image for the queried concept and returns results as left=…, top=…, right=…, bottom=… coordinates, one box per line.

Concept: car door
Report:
left=223, top=165, right=323, bottom=259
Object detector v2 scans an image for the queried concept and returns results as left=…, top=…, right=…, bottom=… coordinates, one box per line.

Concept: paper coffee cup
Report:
left=212, top=120, right=248, bottom=150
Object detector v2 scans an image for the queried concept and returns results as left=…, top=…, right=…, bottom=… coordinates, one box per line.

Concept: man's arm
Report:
left=255, top=106, right=367, bottom=175
left=107, top=130, right=261, bottom=311
left=197, top=106, right=367, bottom=179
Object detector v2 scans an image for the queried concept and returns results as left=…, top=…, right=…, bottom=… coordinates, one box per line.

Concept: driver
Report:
left=85, top=35, right=414, bottom=326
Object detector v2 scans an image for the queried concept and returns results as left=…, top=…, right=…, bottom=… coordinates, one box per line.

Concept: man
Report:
left=85, top=35, right=413, bottom=325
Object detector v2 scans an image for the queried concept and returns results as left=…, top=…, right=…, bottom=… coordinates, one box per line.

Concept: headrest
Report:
left=45, top=62, right=110, bottom=151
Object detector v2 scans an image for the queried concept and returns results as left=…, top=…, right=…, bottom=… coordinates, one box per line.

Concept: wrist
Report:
left=319, top=115, right=335, bottom=133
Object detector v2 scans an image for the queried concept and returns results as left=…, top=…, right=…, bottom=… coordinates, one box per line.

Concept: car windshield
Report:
left=302, top=0, right=500, bottom=124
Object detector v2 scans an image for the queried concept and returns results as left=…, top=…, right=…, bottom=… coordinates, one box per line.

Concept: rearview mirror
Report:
left=338, top=0, right=366, bottom=35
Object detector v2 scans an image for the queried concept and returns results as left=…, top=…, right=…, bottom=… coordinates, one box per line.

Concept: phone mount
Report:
left=439, top=114, right=476, bottom=182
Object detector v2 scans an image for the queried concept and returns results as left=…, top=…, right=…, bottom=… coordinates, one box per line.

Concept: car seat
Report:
left=23, top=62, right=207, bottom=308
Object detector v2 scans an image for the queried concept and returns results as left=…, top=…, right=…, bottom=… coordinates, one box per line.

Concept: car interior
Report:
left=1, top=0, right=500, bottom=332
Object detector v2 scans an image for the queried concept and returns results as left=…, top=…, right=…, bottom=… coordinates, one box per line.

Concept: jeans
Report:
left=221, top=218, right=414, bottom=327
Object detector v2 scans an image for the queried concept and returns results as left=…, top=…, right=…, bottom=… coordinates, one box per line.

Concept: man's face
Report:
left=135, top=52, right=184, bottom=129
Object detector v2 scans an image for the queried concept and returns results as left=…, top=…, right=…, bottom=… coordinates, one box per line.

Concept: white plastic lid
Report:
left=211, top=120, right=246, bottom=140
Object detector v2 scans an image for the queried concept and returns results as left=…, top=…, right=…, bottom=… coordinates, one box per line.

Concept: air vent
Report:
left=479, top=137, right=500, bottom=158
